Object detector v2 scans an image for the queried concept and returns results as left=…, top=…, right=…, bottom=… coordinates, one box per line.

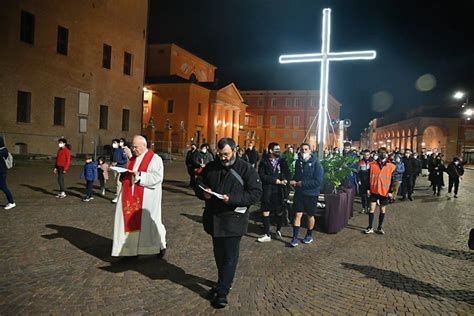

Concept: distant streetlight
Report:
left=465, top=109, right=473, bottom=116
left=454, top=91, right=464, bottom=99
left=453, top=91, right=469, bottom=108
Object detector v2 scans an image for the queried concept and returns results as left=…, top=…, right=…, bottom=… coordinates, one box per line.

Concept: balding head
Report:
left=132, top=135, right=147, bottom=156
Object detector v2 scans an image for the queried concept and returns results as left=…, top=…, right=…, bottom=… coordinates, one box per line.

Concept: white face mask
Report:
left=201, top=148, right=207, bottom=153
left=112, top=143, right=119, bottom=149
left=373, top=155, right=379, bottom=160
left=302, top=152, right=311, bottom=160
left=454, top=161, right=459, bottom=165
left=119, top=142, right=124, bottom=147
left=58, top=143, right=65, bottom=148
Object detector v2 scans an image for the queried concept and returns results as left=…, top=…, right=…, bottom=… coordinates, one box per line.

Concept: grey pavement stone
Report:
left=0, top=160, right=473, bottom=314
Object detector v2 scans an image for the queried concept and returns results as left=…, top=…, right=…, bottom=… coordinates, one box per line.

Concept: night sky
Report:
left=148, top=0, right=474, bottom=139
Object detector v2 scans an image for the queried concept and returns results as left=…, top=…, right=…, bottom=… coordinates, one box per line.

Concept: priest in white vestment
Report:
left=112, top=135, right=167, bottom=257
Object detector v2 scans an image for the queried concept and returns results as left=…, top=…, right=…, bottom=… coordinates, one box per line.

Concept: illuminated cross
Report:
left=279, top=8, right=376, bottom=158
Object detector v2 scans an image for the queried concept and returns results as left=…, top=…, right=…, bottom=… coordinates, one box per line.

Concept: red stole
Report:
left=121, top=149, right=154, bottom=232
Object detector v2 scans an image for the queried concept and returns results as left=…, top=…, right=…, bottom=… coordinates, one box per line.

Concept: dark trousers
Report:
left=86, top=180, right=94, bottom=197
left=98, top=174, right=106, bottom=192
left=401, top=175, right=413, bottom=198
left=448, top=177, right=459, bottom=195
left=433, top=183, right=442, bottom=194
left=212, top=236, right=242, bottom=297
left=412, top=175, right=418, bottom=190
left=57, top=166, right=65, bottom=192
left=0, top=173, right=14, bottom=204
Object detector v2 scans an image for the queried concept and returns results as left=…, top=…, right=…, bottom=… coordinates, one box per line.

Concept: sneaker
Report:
left=4, top=203, right=16, bottom=210
left=257, top=234, right=271, bottom=243
left=112, top=197, right=118, bottom=203
left=212, top=295, right=228, bottom=309
left=82, top=197, right=91, bottom=202
left=360, top=208, right=367, bottom=214
left=437, top=192, right=440, bottom=196
left=364, top=227, right=374, bottom=234
left=408, top=196, right=413, bottom=201
left=101, top=190, right=106, bottom=196
left=302, top=235, right=313, bottom=244
left=57, top=192, right=66, bottom=199
left=290, top=238, right=299, bottom=247
left=454, top=194, right=458, bottom=198
left=275, top=230, right=282, bottom=240
left=376, top=227, right=385, bottom=235
left=89, top=196, right=94, bottom=200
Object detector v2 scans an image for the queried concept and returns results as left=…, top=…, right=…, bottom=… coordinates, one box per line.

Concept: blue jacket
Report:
left=112, top=148, right=128, bottom=167
left=293, top=154, right=324, bottom=197
left=393, top=161, right=405, bottom=182
left=81, top=161, right=98, bottom=181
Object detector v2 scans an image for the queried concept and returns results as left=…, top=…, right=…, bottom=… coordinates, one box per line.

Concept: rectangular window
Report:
left=17, top=91, right=31, bottom=123
left=257, top=115, right=263, bottom=126
left=285, top=98, right=292, bottom=107
left=167, top=100, right=174, bottom=113
left=285, top=116, right=291, bottom=128
left=79, top=117, right=87, bottom=133
left=123, top=51, right=132, bottom=75
left=294, top=98, right=300, bottom=107
left=103, top=44, right=112, bottom=69
left=271, top=98, right=277, bottom=108
left=53, top=97, right=65, bottom=126
left=311, top=98, right=316, bottom=107
left=257, top=98, right=264, bottom=107
left=270, top=115, right=276, bottom=127
left=197, top=102, right=202, bottom=116
left=78, top=92, right=89, bottom=115
left=244, top=115, right=249, bottom=126
left=293, top=116, right=300, bottom=128
left=122, top=109, right=130, bottom=131
left=20, top=10, right=35, bottom=44
left=99, top=105, right=108, bottom=129
left=57, top=26, right=69, bottom=55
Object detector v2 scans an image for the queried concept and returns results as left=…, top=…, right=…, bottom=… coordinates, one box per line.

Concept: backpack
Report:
left=4, top=152, right=13, bottom=169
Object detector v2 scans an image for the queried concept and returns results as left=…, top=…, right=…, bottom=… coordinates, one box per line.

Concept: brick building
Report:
left=240, top=90, right=341, bottom=151
left=0, top=0, right=148, bottom=156
left=143, top=44, right=246, bottom=153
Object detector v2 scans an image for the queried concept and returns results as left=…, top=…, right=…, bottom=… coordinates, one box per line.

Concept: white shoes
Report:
left=4, top=203, right=16, bottom=210
left=275, top=231, right=282, bottom=240
left=112, top=197, right=118, bottom=203
left=257, top=234, right=271, bottom=242
left=56, top=192, right=67, bottom=199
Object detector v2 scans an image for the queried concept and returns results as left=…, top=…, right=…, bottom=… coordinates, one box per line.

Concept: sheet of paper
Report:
left=234, top=207, right=247, bottom=214
left=110, top=166, right=129, bottom=173
left=199, top=185, right=225, bottom=200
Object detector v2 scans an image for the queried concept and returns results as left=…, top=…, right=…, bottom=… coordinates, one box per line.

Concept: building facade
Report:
left=0, top=0, right=148, bottom=156
left=360, top=105, right=474, bottom=162
left=240, top=90, right=341, bottom=151
left=143, top=44, right=246, bottom=153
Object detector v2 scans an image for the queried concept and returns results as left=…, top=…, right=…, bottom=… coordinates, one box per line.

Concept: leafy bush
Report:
left=321, top=154, right=358, bottom=193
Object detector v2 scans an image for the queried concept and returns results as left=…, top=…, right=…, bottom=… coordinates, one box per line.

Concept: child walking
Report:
left=80, top=155, right=97, bottom=202
left=97, top=156, right=109, bottom=196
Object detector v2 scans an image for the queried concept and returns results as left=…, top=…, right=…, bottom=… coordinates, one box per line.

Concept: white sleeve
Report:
left=138, top=155, right=163, bottom=188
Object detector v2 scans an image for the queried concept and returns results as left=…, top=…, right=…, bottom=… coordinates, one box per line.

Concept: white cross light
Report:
left=279, top=8, right=376, bottom=158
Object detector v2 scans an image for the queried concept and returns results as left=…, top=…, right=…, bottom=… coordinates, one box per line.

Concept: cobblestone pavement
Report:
left=0, top=160, right=473, bottom=315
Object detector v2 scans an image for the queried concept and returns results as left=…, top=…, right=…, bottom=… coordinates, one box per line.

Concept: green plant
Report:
left=321, top=154, right=358, bottom=193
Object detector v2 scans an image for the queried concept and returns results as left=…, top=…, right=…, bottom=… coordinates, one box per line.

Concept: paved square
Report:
left=0, top=160, right=473, bottom=314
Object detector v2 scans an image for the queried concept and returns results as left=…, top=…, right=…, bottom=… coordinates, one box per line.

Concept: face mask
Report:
left=454, top=161, right=459, bottom=165
left=112, top=143, right=118, bottom=149
left=119, top=142, right=124, bottom=147
left=395, top=158, right=401, bottom=163
left=405, top=153, right=410, bottom=157
left=220, top=154, right=236, bottom=167
left=373, top=155, right=379, bottom=160
left=379, top=153, right=386, bottom=160
left=201, top=148, right=207, bottom=153
left=58, top=143, right=64, bottom=148
left=302, top=152, right=311, bottom=160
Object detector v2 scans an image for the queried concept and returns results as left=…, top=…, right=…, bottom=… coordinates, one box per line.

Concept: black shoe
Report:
left=433, top=192, right=436, bottom=196
left=454, top=194, right=458, bottom=198
left=408, top=196, right=413, bottom=201
left=157, top=248, right=166, bottom=259
left=437, top=192, right=440, bottom=196
left=212, top=296, right=228, bottom=309
left=207, top=287, right=218, bottom=300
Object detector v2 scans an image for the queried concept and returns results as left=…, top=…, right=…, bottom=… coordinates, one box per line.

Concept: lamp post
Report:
left=454, top=91, right=471, bottom=161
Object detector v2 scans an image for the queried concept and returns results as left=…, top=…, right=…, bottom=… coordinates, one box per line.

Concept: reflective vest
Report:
left=369, top=161, right=395, bottom=196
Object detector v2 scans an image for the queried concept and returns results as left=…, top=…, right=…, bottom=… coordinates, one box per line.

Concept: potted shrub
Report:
left=321, top=154, right=358, bottom=233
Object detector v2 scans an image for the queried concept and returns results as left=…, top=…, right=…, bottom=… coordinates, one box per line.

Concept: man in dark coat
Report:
left=401, top=149, right=416, bottom=201
left=245, top=144, right=259, bottom=168
left=257, top=142, right=291, bottom=242
left=194, top=138, right=262, bottom=309
left=446, top=157, right=464, bottom=198
left=356, top=150, right=372, bottom=213
left=185, top=144, right=197, bottom=186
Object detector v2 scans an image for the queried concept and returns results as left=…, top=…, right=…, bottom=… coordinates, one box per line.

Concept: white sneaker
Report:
left=4, top=203, right=16, bottom=210
left=101, top=190, right=106, bottom=196
left=446, top=192, right=452, bottom=198
left=57, top=192, right=66, bottom=199
left=257, top=234, right=271, bottom=242
left=275, top=231, right=282, bottom=240
left=112, top=197, right=118, bottom=203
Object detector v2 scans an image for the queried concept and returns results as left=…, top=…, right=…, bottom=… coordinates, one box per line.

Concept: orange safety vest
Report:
left=369, top=161, right=396, bottom=196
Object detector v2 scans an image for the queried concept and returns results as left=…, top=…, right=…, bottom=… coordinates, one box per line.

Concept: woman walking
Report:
left=0, top=137, right=16, bottom=210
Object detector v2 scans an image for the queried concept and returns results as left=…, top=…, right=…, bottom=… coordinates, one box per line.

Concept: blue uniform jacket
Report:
left=81, top=161, right=98, bottom=181
left=293, top=154, right=324, bottom=197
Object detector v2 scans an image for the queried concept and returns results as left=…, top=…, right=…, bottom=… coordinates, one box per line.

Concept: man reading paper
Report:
left=112, top=135, right=166, bottom=258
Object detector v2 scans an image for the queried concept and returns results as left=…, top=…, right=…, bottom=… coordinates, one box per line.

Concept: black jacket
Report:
left=402, top=156, right=417, bottom=176
left=0, top=148, right=9, bottom=174
left=245, top=148, right=259, bottom=166
left=194, top=157, right=262, bottom=237
left=258, top=156, right=291, bottom=208
left=447, top=162, right=464, bottom=179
